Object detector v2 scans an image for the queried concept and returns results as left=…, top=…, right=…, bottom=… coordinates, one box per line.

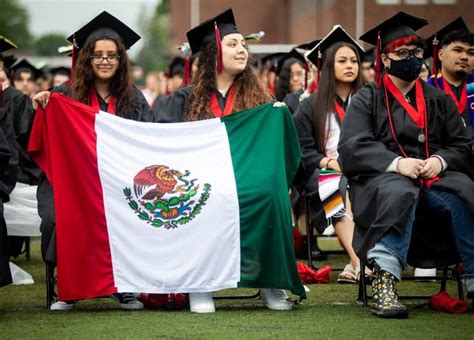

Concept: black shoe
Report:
left=110, top=293, right=144, bottom=310
left=299, top=238, right=328, bottom=261
left=371, top=268, right=408, bottom=319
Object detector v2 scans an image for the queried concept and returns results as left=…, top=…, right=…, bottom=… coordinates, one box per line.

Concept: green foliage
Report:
left=133, top=0, right=170, bottom=73
left=33, top=33, right=69, bottom=56
left=0, top=0, right=32, bottom=51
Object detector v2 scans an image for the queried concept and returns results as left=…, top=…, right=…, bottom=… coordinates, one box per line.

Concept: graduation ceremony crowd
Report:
left=0, top=6, right=473, bottom=319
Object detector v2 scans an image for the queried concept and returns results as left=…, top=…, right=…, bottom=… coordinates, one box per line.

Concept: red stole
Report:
left=333, top=99, right=345, bottom=122
left=442, top=77, right=467, bottom=114
left=210, top=85, right=236, bottom=118
left=89, top=89, right=116, bottom=114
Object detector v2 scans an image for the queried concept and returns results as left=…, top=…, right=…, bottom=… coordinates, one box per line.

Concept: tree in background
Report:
left=34, top=33, right=69, bottom=56
left=134, top=0, right=170, bottom=73
left=0, top=0, right=32, bottom=51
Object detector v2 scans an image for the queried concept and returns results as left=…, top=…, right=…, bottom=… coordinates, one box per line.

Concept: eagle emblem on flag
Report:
left=123, top=165, right=211, bottom=229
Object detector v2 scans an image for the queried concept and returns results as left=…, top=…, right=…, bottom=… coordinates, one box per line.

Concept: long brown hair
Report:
left=184, top=39, right=272, bottom=121
left=70, top=37, right=135, bottom=116
left=312, top=42, right=363, bottom=151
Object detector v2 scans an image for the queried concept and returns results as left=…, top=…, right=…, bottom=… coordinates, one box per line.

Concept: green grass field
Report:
left=1, top=238, right=473, bottom=339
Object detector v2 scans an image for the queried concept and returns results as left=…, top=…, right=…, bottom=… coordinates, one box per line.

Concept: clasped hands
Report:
left=396, top=157, right=443, bottom=180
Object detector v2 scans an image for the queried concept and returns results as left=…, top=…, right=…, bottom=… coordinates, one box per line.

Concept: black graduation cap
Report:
left=2, top=55, right=17, bottom=70
left=260, top=52, right=286, bottom=71
left=166, top=57, right=185, bottom=78
left=10, top=59, right=42, bottom=80
left=275, top=49, right=306, bottom=76
left=186, top=8, right=239, bottom=55
left=49, top=66, right=71, bottom=77
left=307, top=25, right=364, bottom=66
left=425, top=17, right=471, bottom=75
left=424, top=17, right=470, bottom=58
left=361, top=47, right=375, bottom=64
left=66, top=11, right=140, bottom=50
left=0, top=36, right=17, bottom=53
left=295, top=39, right=321, bottom=52
left=359, top=11, right=428, bottom=50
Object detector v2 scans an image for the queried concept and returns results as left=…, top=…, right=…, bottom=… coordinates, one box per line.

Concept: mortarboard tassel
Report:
left=431, top=35, right=439, bottom=78
left=304, top=61, right=309, bottom=90
left=317, top=48, right=322, bottom=85
left=183, top=55, right=190, bottom=87
left=70, top=34, right=78, bottom=82
left=214, top=22, right=223, bottom=75
left=375, top=31, right=382, bottom=87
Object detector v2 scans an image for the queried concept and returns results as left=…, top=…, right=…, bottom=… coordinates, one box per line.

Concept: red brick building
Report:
left=169, top=0, right=473, bottom=52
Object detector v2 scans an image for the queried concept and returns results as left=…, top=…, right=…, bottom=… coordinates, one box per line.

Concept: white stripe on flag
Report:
left=95, top=112, right=241, bottom=293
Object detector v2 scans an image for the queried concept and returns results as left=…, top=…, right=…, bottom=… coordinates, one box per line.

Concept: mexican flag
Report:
left=28, top=94, right=305, bottom=301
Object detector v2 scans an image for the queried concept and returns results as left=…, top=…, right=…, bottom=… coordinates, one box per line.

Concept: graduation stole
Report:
left=384, top=74, right=425, bottom=129
left=89, top=89, right=116, bottom=115
left=210, top=85, right=236, bottom=118
left=333, top=99, right=345, bottom=122
left=383, top=74, right=440, bottom=188
left=442, top=76, right=467, bottom=114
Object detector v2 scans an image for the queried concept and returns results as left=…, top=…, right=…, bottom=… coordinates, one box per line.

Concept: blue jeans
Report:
left=368, top=189, right=474, bottom=290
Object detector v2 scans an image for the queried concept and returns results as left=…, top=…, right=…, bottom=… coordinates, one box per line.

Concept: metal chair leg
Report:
left=46, top=263, right=55, bottom=309
left=454, top=264, right=464, bottom=301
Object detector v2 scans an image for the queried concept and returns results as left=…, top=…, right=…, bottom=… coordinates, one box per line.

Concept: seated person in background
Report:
left=338, top=12, right=474, bottom=319
left=293, top=26, right=366, bottom=283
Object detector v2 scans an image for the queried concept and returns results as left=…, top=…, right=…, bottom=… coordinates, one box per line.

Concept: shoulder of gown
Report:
left=156, top=86, right=193, bottom=123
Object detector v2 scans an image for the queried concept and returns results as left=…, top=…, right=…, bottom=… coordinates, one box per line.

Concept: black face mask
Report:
left=387, top=56, right=423, bottom=82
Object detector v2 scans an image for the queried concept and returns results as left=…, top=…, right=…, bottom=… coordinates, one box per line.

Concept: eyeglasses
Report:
left=90, top=54, right=120, bottom=65
left=290, top=71, right=305, bottom=78
left=390, top=47, right=424, bottom=60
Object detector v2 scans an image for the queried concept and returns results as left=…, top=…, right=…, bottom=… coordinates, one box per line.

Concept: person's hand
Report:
left=396, top=158, right=425, bottom=179
left=32, top=91, right=51, bottom=110
left=328, top=159, right=341, bottom=172
left=273, top=101, right=286, bottom=107
left=419, top=157, right=442, bottom=179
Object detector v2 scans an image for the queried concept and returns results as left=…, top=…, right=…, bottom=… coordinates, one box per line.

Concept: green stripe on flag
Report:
left=222, top=103, right=306, bottom=298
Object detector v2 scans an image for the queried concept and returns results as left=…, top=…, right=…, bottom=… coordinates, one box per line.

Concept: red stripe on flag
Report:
left=29, top=94, right=116, bottom=301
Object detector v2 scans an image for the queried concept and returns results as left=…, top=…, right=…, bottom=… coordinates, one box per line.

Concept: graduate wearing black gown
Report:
left=0, top=106, right=14, bottom=287
left=33, top=11, right=153, bottom=311
left=338, top=12, right=474, bottom=319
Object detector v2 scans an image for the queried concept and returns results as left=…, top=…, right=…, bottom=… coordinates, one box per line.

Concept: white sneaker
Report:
left=189, top=292, right=215, bottom=313
left=50, top=300, right=75, bottom=311
left=260, top=289, right=293, bottom=311
left=414, top=268, right=437, bottom=281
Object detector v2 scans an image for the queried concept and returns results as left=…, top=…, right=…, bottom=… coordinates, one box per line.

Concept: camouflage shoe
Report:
left=371, top=268, right=408, bottom=318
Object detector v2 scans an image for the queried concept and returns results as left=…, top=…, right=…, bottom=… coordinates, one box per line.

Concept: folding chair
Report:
left=358, top=207, right=465, bottom=306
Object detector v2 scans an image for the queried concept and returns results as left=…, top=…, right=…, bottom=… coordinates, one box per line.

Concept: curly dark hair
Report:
left=184, top=39, right=272, bottom=121
left=70, top=37, right=135, bottom=116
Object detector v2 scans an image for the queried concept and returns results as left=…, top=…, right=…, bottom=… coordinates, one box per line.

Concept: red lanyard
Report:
left=383, top=74, right=439, bottom=188
left=89, top=89, right=116, bottom=114
left=210, top=85, right=236, bottom=118
left=442, top=77, right=467, bottom=114
left=333, top=99, right=345, bottom=122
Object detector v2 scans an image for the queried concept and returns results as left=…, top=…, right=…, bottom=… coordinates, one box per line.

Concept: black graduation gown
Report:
left=282, top=89, right=304, bottom=115
left=2, top=87, right=39, bottom=185
left=151, top=94, right=169, bottom=120
left=156, top=87, right=193, bottom=123
left=0, top=106, right=13, bottom=286
left=293, top=93, right=349, bottom=233
left=37, top=82, right=154, bottom=263
left=338, top=81, right=473, bottom=260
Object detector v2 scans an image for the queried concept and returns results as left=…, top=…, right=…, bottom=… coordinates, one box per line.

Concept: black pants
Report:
left=37, top=174, right=56, bottom=264
left=0, top=197, right=12, bottom=287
